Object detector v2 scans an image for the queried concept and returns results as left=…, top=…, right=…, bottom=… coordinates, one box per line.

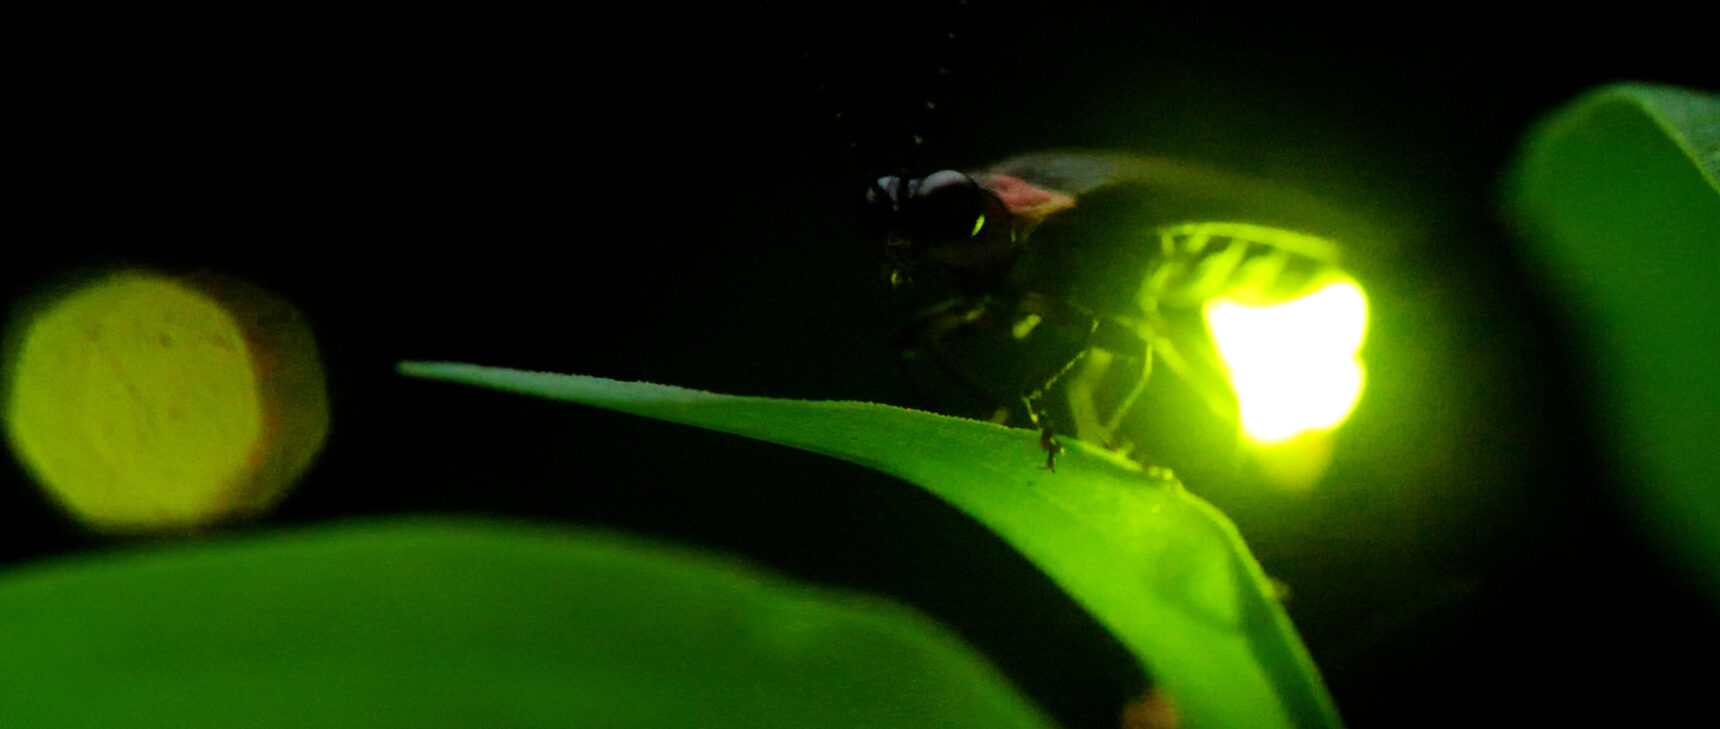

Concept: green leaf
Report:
left=0, top=519, right=1059, bottom=729
left=399, top=362, right=1342, bottom=729
left=1508, top=83, right=1720, bottom=602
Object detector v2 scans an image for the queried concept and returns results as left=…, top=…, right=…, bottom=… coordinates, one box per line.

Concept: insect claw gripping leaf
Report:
left=1038, top=428, right=1063, bottom=472
left=1021, top=390, right=1065, bottom=471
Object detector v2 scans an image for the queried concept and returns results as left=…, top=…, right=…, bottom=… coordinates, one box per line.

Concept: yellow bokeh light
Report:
left=2, top=270, right=328, bottom=533
left=1204, top=279, right=1368, bottom=445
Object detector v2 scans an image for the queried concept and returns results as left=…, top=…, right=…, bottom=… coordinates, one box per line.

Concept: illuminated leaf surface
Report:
left=0, top=519, right=1057, bottom=729
left=399, top=362, right=1342, bottom=729
left=1509, top=83, right=1720, bottom=600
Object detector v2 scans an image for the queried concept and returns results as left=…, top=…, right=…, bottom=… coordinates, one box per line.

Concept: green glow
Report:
left=971, top=213, right=986, bottom=237
left=1204, top=279, right=1367, bottom=444
left=1011, top=313, right=1042, bottom=340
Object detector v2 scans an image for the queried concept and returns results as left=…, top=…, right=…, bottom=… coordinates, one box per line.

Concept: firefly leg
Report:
left=1013, top=293, right=1102, bottom=471
left=1021, top=353, right=1085, bottom=471
left=893, top=297, right=1013, bottom=423
left=897, top=293, right=1109, bottom=471
left=1066, top=318, right=1154, bottom=453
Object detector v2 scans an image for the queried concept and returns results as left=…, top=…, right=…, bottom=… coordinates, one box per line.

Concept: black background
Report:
left=2, top=5, right=1718, bottom=727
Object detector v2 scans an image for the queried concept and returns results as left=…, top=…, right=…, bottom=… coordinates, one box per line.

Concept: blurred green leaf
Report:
left=0, top=519, right=1058, bottom=729
left=399, top=362, right=1342, bottom=729
left=1508, top=83, right=1720, bottom=598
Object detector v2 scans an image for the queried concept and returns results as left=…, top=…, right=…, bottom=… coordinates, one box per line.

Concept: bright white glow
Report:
left=1204, top=279, right=1368, bottom=444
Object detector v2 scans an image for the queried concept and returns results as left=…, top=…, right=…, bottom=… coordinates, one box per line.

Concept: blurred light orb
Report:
left=3, top=270, right=328, bottom=533
left=1204, top=278, right=1367, bottom=445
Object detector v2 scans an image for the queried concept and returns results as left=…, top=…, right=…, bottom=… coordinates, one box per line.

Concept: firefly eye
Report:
left=916, top=169, right=972, bottom=194
left=904, top=171, right=991, bottom=243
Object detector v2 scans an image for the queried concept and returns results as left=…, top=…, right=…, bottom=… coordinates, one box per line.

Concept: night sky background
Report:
left=3, top=5, right=1718, bottom=727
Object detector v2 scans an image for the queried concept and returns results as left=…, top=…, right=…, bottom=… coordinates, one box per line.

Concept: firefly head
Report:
left=863, top=170, right=1016, bottom=287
